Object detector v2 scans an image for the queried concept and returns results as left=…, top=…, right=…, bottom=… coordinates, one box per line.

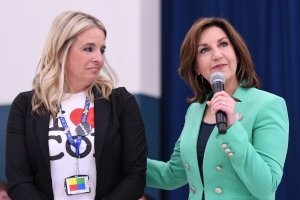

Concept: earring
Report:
left=195, top=74, right=204, bottom=85
left=237, top=63, right=242, bottom=78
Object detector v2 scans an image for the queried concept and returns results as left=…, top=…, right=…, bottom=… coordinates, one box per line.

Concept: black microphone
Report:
left=210, top=72, right=227, bottom=134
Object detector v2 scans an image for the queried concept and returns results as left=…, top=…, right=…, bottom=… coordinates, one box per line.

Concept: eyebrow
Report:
left=84, top=43, right=106, bottom=49
left=198, top=37, right=228, bottom=47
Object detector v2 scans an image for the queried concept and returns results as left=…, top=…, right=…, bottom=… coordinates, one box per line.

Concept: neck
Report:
left=224, top=79, right=239, bottom=97
left=66, top=85, right=89, bottom=94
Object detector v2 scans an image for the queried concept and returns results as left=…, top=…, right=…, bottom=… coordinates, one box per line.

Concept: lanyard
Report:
left=59, top=98, right=90, bottom=157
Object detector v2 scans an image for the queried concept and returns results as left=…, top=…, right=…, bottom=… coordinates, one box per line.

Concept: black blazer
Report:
left=6, top=87, right=147, bottom=200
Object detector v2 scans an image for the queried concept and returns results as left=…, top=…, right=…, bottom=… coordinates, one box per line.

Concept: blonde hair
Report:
left=32, top=11, right=118, bottom=118
left=178, top=17, right=260, bottom=103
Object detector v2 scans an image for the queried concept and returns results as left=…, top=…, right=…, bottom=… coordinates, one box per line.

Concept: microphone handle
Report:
left=212, top=81, right=224, bottom=94
left=216, top=111, right=227, bottom=134
left=212, top=81, right=227, bottom=134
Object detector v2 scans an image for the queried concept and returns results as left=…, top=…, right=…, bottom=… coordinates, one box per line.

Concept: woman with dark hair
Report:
left=146, top=17, right=288, bottom=200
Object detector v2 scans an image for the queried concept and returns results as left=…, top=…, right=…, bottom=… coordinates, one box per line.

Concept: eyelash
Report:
left=200, top=48, right=208, bottom=54
left=84, top=47, right=93, bottom=52
left=199, top=42, right=229, bottom=54
left=220, top=42, right=228, bottom=47
left=84, top=47, right=106, bottom=54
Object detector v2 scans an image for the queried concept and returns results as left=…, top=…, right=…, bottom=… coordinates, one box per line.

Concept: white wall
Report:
left=0, top=0, right=161, bottom=105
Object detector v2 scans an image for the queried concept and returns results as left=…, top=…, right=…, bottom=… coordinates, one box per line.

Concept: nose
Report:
left=212, top=49, right=223, bottom=60
left=93, top=51, right=104, bottom=64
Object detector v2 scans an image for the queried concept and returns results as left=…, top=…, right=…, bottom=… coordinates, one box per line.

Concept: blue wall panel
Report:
left=134, top=94, right=161, bottom=200
left=0, top=105, right=10, bottom=181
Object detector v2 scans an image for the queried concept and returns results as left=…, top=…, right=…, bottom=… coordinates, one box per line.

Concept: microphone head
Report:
left=210, top=72, right=226, bottom=84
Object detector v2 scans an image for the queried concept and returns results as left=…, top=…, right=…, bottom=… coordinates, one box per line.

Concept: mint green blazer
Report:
left=146, top=85, right=289, bottom=200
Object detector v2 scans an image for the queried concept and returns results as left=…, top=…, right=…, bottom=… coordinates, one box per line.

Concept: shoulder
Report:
left=110, top=87, right=134, bottom=101
left=185, top=101, right=204, bottom=119
left=188, top=101, right=206, bottom=111
left=244, top=87, right=286, bottom=105
left=187, top=102, right=201, bottom=111
left=12, top=90, right=34, bottom=104
left=93, top=87, right=134, bottom=102
left=109, top=87, right=137, bottom=106
left=107, top=87, right=142, bottom=117
left=111, top=87, right=132, bottom=97
left=244, top=88, right=289, bottom=130
left=240, top=88, right=288, bottom=120
left=9, top=90, right=35, bottom=115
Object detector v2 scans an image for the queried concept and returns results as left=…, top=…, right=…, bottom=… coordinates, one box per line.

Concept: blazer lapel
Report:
left=232, top=82, right=249, bottom=117
left=180, top=101, right=207, bottom=187
left=35, top=113, right=51, bottom=171
left=94, top=93, right=111, bottom=168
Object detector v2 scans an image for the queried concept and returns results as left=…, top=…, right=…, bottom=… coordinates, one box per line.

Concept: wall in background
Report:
left=0, top=1, right=161, bottom=199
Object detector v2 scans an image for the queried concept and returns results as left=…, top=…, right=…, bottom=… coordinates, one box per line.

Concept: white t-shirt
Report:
left=49, top=92, right=96, bottom=200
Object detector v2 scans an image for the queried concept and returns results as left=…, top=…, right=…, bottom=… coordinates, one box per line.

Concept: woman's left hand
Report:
left=207, top=91, right=236, bottom=129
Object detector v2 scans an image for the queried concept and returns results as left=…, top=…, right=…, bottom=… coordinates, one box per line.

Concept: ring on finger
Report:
left=222, top=101, right=226, bottom=106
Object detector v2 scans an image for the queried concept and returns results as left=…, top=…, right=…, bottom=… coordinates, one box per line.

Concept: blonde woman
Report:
left=6, top=11, right=147, bottom=200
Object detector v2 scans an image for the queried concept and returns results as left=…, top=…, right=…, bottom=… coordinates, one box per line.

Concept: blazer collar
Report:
left=93, top=89, right=111, bottom=168
left=35, top=112, right=51, bottom=171
left=232, top=80, right=249, bottom=102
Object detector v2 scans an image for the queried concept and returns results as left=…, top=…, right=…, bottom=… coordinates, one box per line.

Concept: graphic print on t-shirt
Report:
left=48, top=92, right=96, bottom=200
left=70, top=107, right=95, bottom=129
left=49, top=107, right=95, bottom=160
left=70, top=107, right=95, bottom=137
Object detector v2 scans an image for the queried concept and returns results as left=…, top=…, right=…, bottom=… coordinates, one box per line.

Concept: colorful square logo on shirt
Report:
left=65, top=175, right=90, bottom=195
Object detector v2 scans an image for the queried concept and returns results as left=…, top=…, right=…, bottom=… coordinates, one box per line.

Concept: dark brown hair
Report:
left=178, top=17, right=260, bottom=103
